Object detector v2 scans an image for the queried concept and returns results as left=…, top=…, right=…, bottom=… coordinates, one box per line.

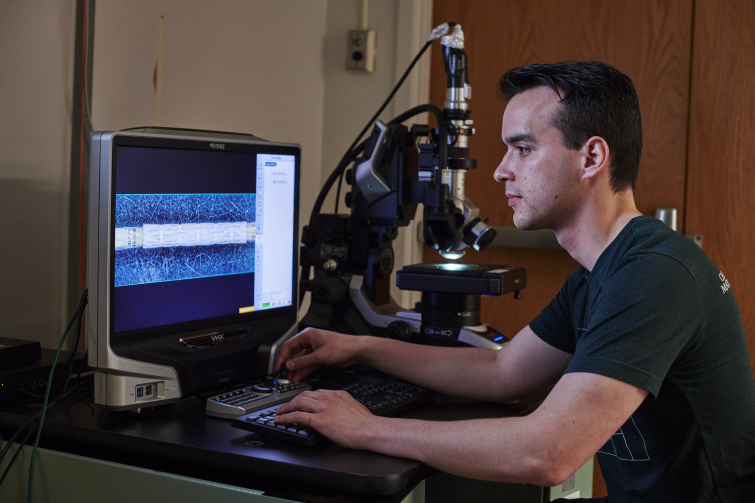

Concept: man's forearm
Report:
left=355, top=371, right=648, bottom=486
left=353, top=337, right=508, bottom=402
left=361, top=415, right=558, bottom=486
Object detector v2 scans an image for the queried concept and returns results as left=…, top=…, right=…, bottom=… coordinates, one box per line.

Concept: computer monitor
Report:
left=87, top=127, right=301, bottom=410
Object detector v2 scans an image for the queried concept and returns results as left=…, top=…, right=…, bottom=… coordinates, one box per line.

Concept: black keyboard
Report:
left=231, top=377, right=435, bottom=446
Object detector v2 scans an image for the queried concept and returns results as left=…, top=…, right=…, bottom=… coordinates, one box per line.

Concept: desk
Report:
left=0, top=373, right=582, bottom=502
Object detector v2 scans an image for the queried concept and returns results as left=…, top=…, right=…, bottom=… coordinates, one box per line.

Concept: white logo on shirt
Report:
left=598, top=416, right=650, bottom=461
left=719, top=271, right=731, bottom=294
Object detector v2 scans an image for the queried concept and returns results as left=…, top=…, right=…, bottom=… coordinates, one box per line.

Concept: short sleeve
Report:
left=529, top=267, right=587, bottom=354
left=565, top=254, right=704, bottom=397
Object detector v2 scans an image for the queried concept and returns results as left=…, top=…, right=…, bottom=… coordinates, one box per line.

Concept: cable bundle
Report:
left=0, top=290, right=89, bottom=502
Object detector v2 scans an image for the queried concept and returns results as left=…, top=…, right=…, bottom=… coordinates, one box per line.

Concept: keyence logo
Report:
left=210, top=143, right=225, bottom=149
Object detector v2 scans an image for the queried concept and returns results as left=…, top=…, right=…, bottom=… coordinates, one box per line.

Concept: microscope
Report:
left=300, top=23, right=526, bottom=349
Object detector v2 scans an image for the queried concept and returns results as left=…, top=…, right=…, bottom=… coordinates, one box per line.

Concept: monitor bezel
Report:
left=107, top=132, right=301, bottom=343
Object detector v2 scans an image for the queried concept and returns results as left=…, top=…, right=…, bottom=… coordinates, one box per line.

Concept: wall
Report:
left=320, top=0, right=432, bottom=307
left=92, top=0, right=432, bottom=313
left=0, top=0, right=432, bottom=349
left=91, top=0, right=330, bottom=239
left=0, top=1, right=77, bottom=349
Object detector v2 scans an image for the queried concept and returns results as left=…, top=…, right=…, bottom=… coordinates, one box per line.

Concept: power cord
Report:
left=331, top=37, right=435, bottom=215
left=27, top=289, right=88, bottom=502
left=0, top=376, right=92, bottom=489
left=300, top=32, right=446, bottom=309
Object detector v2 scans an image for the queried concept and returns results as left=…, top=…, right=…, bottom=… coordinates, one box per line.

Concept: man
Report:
left=274, top=62, right=755, bottom=502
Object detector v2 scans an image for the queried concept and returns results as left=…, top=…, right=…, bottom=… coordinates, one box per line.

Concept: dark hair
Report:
left=497, top=61, right=642, bottom=192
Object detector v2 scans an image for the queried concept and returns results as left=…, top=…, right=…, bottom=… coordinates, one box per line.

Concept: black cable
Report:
left=0, top=379, right=76, bottom=471
left=300, top=105, right=447, bottom=308
left=311, top=39, right=433, bottom=225
left=0, top=419, right=40, bottom=487
left=75, top=350, right=88, bottom=383
left=299, top=142, right=367, bottom=307
left=26, top=290, right=87, bottom=502
left=334, top=169, right=345, bottom=214
left=301, top=30, right=455, bottom=311
left=389, top=104, right=447, bottom=173
left=0, top=297, right=83, bottom=470
left=57, top=294, right=87, bottom=394
left=309, top=141, right=368, bottom=228
left=0, top=377, right=91, bottom=488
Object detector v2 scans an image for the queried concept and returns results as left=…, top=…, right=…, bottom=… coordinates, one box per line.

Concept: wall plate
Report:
left=347, top=30, right=376, bottom=72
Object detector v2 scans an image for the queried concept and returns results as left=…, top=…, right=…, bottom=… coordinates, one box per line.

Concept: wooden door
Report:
left=427, top=1, right=695, bottom=496
left=427, top=0, right=693, bottom=342
left=686, top=0, right=755, bottom=373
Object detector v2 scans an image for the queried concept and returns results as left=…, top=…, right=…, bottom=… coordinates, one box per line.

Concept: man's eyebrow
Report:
left=503, top=133, right=535, bottom=145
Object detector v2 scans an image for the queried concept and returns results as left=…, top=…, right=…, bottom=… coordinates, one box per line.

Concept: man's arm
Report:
left=276, top=371, right=649, bottom=485
left=278, top=326, right=572, bottom=403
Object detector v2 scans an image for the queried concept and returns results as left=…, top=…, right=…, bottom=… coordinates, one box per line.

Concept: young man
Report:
left=274, top=62, right=755, bottom=502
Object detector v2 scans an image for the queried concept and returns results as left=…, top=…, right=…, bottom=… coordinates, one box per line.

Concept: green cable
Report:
left=26, top=304, right=78, bottom=502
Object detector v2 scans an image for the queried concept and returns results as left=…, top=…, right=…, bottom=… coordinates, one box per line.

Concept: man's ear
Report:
left=580, top=136, right=610, bottom=181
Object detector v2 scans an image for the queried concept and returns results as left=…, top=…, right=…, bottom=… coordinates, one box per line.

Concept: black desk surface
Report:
left=0, top=371, right=543, bottom=501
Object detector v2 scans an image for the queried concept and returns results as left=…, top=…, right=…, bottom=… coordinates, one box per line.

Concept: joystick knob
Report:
left=276, top=365, right=292, bottom=384
left=252, top=375, right=278, bottom=394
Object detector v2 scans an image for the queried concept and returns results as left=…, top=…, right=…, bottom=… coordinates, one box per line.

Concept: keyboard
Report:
left=230, top=376, right=435, bottom=446
left=205, top=380, right=310, bottom=419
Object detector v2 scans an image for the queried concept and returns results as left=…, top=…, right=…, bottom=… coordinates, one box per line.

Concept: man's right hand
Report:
left=275, top=327, right=363, bottom=381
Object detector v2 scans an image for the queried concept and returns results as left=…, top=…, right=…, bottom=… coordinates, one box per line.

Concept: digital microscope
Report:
left=300, top=23, right=526, bottom=349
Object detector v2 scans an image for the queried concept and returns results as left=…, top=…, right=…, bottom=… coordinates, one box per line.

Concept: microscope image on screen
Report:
left=114, top=193, right=256, bottom=286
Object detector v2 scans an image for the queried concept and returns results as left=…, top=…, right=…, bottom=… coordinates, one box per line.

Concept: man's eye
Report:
left=516, top=146, right=531, bottom=154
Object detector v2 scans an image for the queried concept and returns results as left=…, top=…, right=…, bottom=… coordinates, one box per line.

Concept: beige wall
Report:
left=91, top=0, right=330, bottom=236
left=320, top=0, right=432, bottom=307
left=0, top=0, right=433, bottom=348
left=0, top=1, right=77, bottom=349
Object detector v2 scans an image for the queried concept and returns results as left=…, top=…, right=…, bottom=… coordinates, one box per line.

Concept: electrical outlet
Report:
left=347, top=30, right=376, bottom=72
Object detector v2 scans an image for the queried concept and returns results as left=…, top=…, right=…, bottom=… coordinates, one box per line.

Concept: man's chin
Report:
left=513, top=215, right=533, bottom=231
left=513, top=215, right=546, bottom=232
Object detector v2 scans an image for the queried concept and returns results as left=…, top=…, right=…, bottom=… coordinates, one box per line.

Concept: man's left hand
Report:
left=274, top=390, right=380, bottom=449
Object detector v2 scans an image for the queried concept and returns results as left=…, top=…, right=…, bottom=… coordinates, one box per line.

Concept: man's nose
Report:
left=494, top=155, right=511, bottom=183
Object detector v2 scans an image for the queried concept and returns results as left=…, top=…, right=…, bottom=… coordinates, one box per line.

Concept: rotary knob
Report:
left=387, top=321, right=413, bottom=342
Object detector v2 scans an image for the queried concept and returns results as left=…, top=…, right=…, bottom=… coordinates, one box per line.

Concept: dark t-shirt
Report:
left=530, top=216, right=755, bottom=502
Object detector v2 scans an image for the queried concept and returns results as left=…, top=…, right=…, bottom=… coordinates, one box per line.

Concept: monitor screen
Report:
left=110, top=138, right=298, bottom=335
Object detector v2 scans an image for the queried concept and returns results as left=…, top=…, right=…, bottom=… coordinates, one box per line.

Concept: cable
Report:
left=79, top=0, right=91, bottom=353
left=389, top=104, right=447, bottom=172
left=0, top=419, right=41, bottom=488
left=0, top=303, right=82, bottom=470
left=313, top=38, right=434, bottom=225
left=26, top=290, right=87, bottom=502
left=299, top=142, right=367, bottom=306
left=0, top=376, right=92, bottom=489
left=301, top=36, right=439, bottom=310
left=334, top=169, right=345, bottom=214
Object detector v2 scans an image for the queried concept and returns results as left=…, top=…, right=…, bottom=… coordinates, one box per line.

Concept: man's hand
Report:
left=275, top=328, right=362, bottom=381
left=273, top=390, right=380, bottom=450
